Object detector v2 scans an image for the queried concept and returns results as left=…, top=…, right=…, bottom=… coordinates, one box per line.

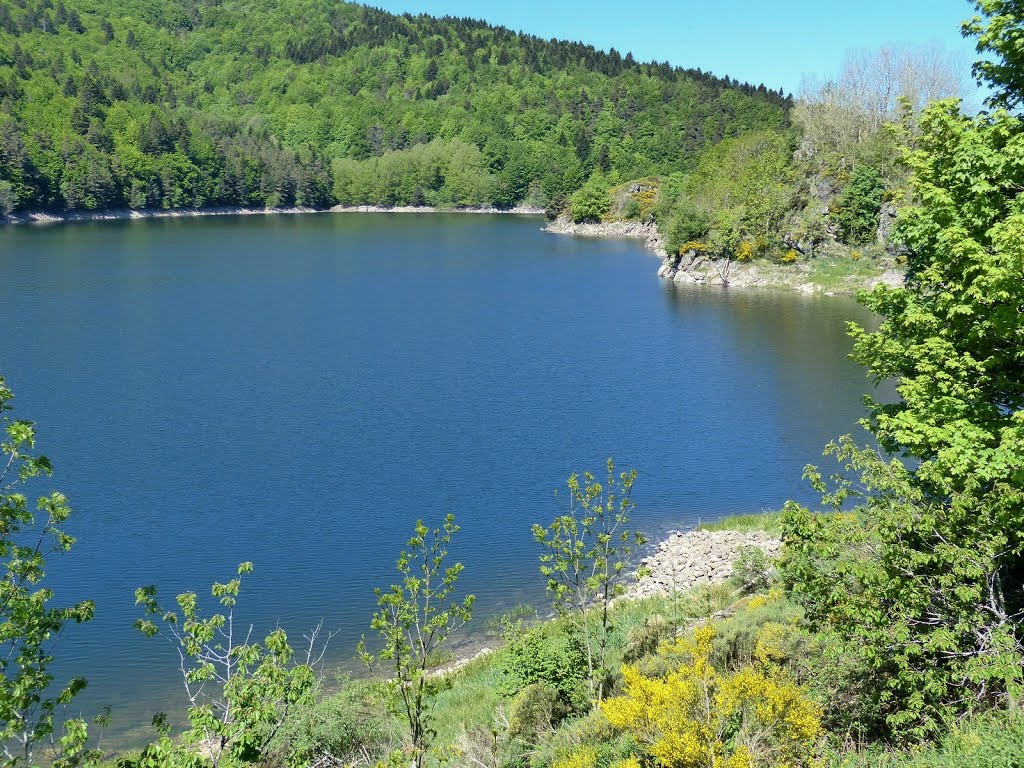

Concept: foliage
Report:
left=833, top=166, right=884, bottom=245
left=533, top=459, right=646, bottom=702
left=825, top=710, right=1024, bottom=768
left=497, top=621, right=590, bottom=712
left=0, top=375, right=97, bottom=767
left=262, top=682, right=388, bottom=767
left=964, top=0, right=1024, bottom=110
left=665, top=198, right=713, bottom=252
left=622, top=615, right=673, bottom=665
left=659, top=130, right=796, bottom=257
left=359, top=514, right=474, bottom=768
left=598, top=624, right=822, bottom=768
left=782, top=100, right=1024, bottom=740
left=732, top=546, right=774, bottom=594
left=133, top=563, right=318, bottom=767
left=0, top=0, right=788, bottom=215
left=571, top=176, right=611, bottom=223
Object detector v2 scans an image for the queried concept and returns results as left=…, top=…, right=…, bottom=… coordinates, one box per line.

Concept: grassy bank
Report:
left=97, top=510, right=1024, bottom=767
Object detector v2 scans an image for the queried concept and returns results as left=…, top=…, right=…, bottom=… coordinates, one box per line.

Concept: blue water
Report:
left=0, top=212, right=879, bottom=745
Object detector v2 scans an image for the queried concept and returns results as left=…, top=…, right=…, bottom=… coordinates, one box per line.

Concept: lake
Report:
left=0, top=212, right=880, bottom=746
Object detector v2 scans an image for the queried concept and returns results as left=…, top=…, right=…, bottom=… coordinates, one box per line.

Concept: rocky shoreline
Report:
left=626, top=528, right=782, bottom=600
left=1, top=204, right=545, bottom=226
left=543, top=217, right=668, bottom=258
left=657, top=249, right=904, bottom=293
left=543, top=215, right=903, bottom=295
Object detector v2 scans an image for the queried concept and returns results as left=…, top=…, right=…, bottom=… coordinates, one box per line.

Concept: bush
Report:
left=709, top=593, right=810, bottom=673
left=505, top=683, right=563, bottom=744
left=600, top=624, right=822, bottom=768
left=497, top=623, right=590, bottom=713
left=833, top=166, right=884, bottom=245
left=533, top=710, right=637, bottom=768
left=622, top=614, right=673, bottom=664
left=733, top=546, right=774, bottom=593
left=571, top=179, right=611, bottom=223
left=665, top=198, right=712, bottom=253
left=623, top=197, right=642, bottom=220
left=264, top=683, right=388, bottom=766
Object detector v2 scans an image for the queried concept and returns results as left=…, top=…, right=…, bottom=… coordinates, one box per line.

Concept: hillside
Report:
left=0, top=0, right=789, bottom=214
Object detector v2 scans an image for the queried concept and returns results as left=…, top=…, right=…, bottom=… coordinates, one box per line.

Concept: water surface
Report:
left=0, top=213, right=880, bottom=744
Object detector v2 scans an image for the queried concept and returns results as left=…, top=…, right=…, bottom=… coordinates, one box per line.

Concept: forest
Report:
left=4, top=0, right=1024, bottom=766
left=0, top=0, right=788, bottom=215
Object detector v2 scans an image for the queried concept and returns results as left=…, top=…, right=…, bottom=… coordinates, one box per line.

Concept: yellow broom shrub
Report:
left=599, top=625, right=821, bottom=768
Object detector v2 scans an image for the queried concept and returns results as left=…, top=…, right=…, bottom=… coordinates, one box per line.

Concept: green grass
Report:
left=804, top=250, right=892, bottom=292
left=428, top=653, right=507, bottom=750
left=697, top=511, right=784, bottom=534
left=826, top=711, right=1024, bottom=767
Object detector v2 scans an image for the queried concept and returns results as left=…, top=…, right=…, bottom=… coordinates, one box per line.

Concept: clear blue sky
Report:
left=367, top=0, right=983, bottom=97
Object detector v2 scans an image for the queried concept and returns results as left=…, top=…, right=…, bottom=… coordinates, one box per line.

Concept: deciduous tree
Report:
left=359, top=515, right=474, bottom=768
left=0, top=376, right=97, bottom=767
left=533, top=459, right=645, bottom=703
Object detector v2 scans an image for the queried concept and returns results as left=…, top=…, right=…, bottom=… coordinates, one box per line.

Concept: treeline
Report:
left=0, top=0, right=790, bottom=215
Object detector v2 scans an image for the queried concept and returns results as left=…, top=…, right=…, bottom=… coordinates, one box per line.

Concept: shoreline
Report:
left=543, top=215, right=903, bottom=295
left=4, top=203, right=903, bottom=296
left=1, top=203, right=546, bottom=227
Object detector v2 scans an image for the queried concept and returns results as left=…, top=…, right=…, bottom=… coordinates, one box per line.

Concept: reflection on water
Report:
left=0, top=214, right=885, bottom=746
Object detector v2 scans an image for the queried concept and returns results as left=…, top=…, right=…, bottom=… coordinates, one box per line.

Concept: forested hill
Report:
left=0, top=0, right=790, bottom=214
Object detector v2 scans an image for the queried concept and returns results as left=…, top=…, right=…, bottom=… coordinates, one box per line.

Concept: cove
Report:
left=0, top=212, right=879, bottom=746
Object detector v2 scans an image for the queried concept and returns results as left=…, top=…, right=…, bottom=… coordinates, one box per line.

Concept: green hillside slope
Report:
left=0, top=0, right=789, bottom=214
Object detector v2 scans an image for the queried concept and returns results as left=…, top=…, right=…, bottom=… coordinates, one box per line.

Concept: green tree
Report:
left=833, top=166, right=885, bottom=245
left=782, top=100, right=1024, bottom=739
left=570, top=176, right=610, bottom=223
left=134, top=563, right=319, bottom=767
left=358, top=515, right=474, bottom=768
left=0, top=181, right=15, bottom=216
left=0, top=376, right=97, bottom=767
left=964, top=0, right=1024, bottom=110
left=533, top=459, right=646, bottom=703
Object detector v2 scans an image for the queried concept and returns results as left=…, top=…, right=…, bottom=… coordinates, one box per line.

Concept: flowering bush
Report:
left=596, top=625, right=821, bottom=768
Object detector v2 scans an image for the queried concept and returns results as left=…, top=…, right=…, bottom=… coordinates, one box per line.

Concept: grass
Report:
left=826, top=711, right=1024, bottom=767
left=803, top=249, right=893, bottom=292
left=697, top=510, right=784, bottom=534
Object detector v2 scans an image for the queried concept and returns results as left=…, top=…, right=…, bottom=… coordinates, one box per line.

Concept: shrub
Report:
left=781, top=249, right=799, bottom=263
left=505, top=683, right=563, bottom=743
left=623, top=197, right=642, bottom=220
left=735, top=240, right=755, bottom=262
left=733, top=546, right=774, bottom=594
left=665, top=198, right=712, bottom=253
left=571, top=179, right=611, bottom=223
left=497, top=624, right=590, bottom=713
left=833, top=166, right=884, bottom=245
left=709, top=593, right=809, bottom=673
left=536, top=711, right=638, bottom=768
left=264, top=683, right=388, bottom=767
left=622, top=614, right=673, bottom=663
left=600, top=625, right=822, bottom=768
left=677, top=240, right=708, bottom=255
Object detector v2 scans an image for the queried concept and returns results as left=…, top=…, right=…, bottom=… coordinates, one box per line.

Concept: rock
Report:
left=876, top=202, right=898, bottom=249
left=625, top=528, right=783, bottom=601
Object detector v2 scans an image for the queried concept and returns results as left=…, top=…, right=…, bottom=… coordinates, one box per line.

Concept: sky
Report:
left=367, top=0, right=983, bottom=98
